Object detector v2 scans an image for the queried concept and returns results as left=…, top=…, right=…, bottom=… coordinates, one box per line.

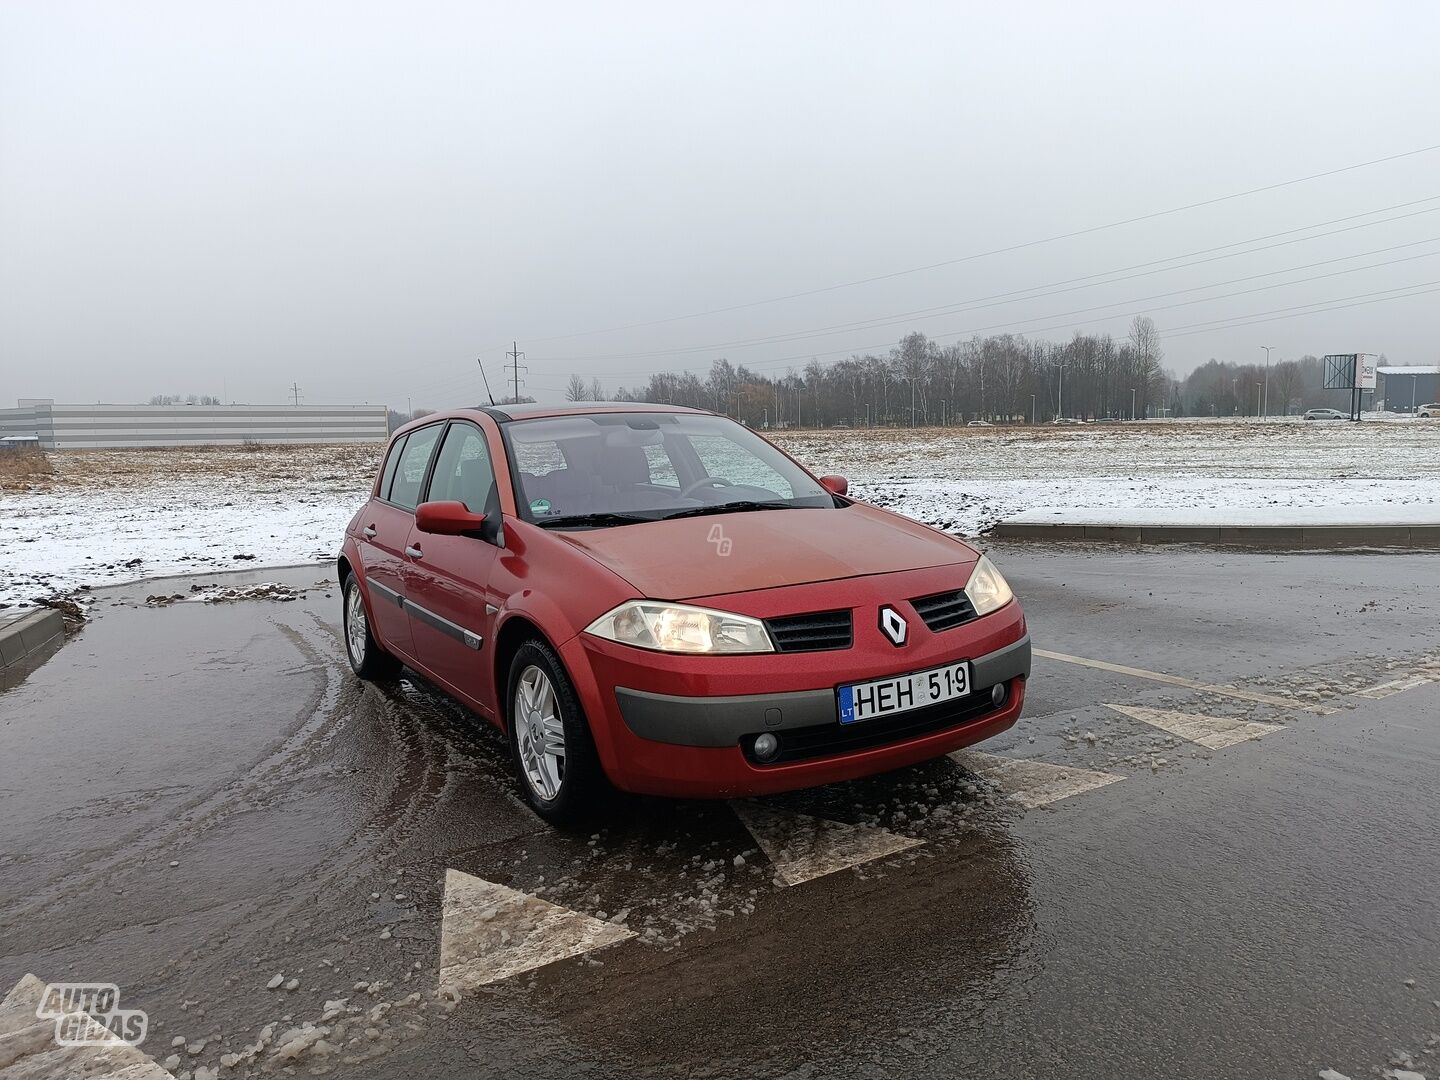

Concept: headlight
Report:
left=965, top=554, right=1014, bottom=616
left=584, top=601, right=775, bottom=654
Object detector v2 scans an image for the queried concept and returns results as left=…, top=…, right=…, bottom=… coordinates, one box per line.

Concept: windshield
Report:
left=503, top=411, right=834, bottom=526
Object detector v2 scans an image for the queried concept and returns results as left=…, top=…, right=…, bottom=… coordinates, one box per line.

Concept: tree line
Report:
left=559, top=318, right=1367, bottom=425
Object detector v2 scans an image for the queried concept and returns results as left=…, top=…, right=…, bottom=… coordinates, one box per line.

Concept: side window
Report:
left=387, top=424, right=442, bottom=511
left=378, top=435, right=406, bottom=499
left=427, top=423, right=497, bottom=514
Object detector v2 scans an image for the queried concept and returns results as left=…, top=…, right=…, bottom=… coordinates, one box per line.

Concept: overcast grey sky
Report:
left=2, top=1, right=1438, bottom=408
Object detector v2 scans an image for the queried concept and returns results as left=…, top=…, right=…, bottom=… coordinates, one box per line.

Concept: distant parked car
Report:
left=1050, top=417, right=1083, bottom=426
left=1303, top=409, right=1347, bottom=421
left=966, top=420, right=994, bottom=428
left=1418, top=404, right=1440, bottom=418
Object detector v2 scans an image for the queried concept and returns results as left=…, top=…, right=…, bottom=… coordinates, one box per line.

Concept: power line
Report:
left=525, top=246, right=1440, bottom=382
left=528, top=199, right=1440, bottom=368
left=395, top=189, right=1440, bottom=402
left=487, top=141, right=1440, bottom=350
left=1160, top=280, right=1440, bottom=337
left=739, top=260, right=1440, bottom=374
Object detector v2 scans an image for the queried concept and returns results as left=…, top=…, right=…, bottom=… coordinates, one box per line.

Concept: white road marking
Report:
left=1354, top=659, right=1440, bottom=700
left=1355, top=674, right=1435, bottom=699
left=731, top=801, right=923, bottom=887
left=0, top=973, right=175, bottom=1078
left=1033, top=648, right=1321, bottom=710
left=438, top=869, right=635, bottom=998
left=949, top=750, right=1123, bottom=808
left=1103, top=703, right=1282, bottom=749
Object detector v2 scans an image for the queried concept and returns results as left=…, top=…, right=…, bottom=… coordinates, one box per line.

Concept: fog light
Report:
left=753, top=733, right=780, bottom=761
left=991, top=682, right=1008, bottom=708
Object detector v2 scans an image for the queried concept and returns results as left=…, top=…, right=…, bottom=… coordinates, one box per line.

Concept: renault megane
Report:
left=338, top=403, right=1030, bottom=822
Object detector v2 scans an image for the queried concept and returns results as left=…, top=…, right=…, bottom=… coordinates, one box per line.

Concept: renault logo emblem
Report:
left=878, top=605, right=908, bottom=647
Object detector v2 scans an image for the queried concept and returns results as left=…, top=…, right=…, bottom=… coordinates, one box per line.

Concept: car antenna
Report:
left=476, top=357, right=497, bottom=406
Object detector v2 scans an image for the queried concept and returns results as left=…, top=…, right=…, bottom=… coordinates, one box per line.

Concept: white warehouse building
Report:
left=0, top=401, right=390, bottom=449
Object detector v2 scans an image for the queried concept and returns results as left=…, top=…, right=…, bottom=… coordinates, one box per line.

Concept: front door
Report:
left=402, top=421, right=503, bottom=715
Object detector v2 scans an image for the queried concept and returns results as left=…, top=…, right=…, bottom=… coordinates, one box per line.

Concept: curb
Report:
left=989, top=523, right=1440, bottom=548
left=0, top=608, right=66, bottom=684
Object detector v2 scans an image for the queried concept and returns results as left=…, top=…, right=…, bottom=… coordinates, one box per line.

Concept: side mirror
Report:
left=415, top=501, right=488, bottom=536
left=818, top=474, right=848, bottom=496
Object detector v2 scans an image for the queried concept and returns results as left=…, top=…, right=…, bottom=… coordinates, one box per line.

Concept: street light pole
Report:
left=1130, top=387, right=1136, bottom=421
left=1260, top=346, right=1275, bottom=418
left=1031, top=394, right=1036, bottom=425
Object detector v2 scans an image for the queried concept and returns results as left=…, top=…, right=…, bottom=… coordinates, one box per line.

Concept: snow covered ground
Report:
left=0, top=444, right=381, bottom=608
left=777, top=416, right=1440, bottom=535
left=1, top=417, right=1437, bottom=608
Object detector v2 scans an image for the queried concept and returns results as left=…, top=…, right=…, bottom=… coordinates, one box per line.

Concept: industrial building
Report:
left=0, top=401, right=389, bottom=449
left=1376, top=366, right=1440, bottom=413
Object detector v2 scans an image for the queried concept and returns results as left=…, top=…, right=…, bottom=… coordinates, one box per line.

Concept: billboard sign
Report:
left=1323, top=354, right=1356, bottom=390
left=1357, top=352, right=1378, bottom=389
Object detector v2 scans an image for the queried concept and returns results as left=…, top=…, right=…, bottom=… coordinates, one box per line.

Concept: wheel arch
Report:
left=493, top=614, right=553, bottom=731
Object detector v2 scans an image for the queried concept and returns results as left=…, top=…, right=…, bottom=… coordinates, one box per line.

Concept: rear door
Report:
left=401, top=420, right=503, bottom=715
left=357, top=423, right=444, bottom=661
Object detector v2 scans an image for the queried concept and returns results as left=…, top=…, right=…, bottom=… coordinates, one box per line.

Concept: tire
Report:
left=342, top=574, right=402, bottom=680
left=506, top=638, right=608, bottom=824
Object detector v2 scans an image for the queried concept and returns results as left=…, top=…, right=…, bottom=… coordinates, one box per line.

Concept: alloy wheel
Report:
left=345, top=582, right=368, bottom=665
left=515, top=664, right=566, bottom=801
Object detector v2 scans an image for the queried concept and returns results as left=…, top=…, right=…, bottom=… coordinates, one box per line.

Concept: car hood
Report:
left=556, top=504, right=976, bottom=600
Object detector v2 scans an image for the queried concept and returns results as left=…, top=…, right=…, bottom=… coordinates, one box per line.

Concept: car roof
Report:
left=472, top=401, right=713, bottom=423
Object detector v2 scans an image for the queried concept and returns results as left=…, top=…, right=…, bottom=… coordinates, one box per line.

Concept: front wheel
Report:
left=506, top=639, right=607, bottom=824
left=342, top=575, right=401, bottom=680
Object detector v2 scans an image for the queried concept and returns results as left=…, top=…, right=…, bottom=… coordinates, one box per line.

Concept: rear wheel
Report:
left=506, top=638, right=607, bottom=824
left=342, top=574, right=401, bottom=680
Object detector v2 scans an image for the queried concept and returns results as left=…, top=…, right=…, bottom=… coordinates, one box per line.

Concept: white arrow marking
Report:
left=438, top=869, right=635, bottom=998
left=0, top=973, right=175, bottom=1078
left=1103, top=703, right=1282, bottom=749
left=732, top=801, right=923, bottom=887
left=950, top=750, right=1123, bottom=808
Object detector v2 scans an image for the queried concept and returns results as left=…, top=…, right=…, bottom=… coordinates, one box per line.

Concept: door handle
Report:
left=405, top=545, right=424, bottom=559
left=362, top=525, right=377, bottom=538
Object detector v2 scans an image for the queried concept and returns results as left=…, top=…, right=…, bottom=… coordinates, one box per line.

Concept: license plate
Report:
left=838, top=661, right=972, bottom=725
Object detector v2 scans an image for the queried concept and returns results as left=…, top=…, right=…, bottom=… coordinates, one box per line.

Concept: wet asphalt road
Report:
left=1, top=546, right=1438, bottom=1079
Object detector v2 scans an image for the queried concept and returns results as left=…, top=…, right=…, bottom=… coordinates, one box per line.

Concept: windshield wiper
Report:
left=659, top=500, right=797, bottom=520
left=535, top=512, right=652, bottom=529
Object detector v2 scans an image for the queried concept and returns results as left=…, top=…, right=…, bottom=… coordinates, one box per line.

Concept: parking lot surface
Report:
left=2, top=545, right=1438, bottom=1079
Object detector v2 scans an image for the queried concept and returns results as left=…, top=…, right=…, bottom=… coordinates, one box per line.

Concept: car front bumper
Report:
left=559, top=577, right=1030, bottom=799
left=614, top=633, right=1030, bottom=748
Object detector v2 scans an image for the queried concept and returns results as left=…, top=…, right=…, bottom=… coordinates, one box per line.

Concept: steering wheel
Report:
left=679, top=476, right=734, bottom=499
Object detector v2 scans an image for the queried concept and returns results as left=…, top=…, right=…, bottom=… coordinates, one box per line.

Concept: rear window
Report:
left=388, top=424, right=443, bottom=510
left=378, top=435, right=405, bottom=498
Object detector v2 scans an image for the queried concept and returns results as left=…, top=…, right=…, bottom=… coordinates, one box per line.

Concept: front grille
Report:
left=764, top=610, right=853, bottom=652
left=911, top=589, right=977, bottom=632
left=743, top=690, right=1001, bottom=765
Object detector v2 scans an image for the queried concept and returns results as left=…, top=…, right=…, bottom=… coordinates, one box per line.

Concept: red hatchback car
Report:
left=338, top=403, right=1030, bottom=822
